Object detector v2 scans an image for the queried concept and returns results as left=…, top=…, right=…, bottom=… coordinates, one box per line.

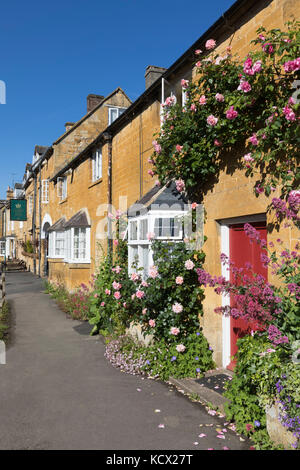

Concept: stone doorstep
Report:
left=169, top=369, right=233, bottom=414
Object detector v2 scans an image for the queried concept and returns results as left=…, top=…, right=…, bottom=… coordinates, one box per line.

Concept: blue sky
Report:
left=0, top=0, right=235, bottom=199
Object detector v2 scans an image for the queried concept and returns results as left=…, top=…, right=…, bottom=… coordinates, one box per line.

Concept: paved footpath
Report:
left=0, top=272, right=252, bottom=450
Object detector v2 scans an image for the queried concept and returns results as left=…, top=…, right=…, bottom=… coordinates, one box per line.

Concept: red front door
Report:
left=227, top=221, right=267, bottom=371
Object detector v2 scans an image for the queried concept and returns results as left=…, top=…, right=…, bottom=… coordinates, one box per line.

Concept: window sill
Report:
left=59, top=198, right=68, bottom=205
left=88, top=178, right=102, bottom=189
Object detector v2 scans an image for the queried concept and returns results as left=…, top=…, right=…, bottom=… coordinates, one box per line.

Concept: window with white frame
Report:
left=108, top=107, right=126, bottom=125
left=128, top=211, right=185, bottom=277
left=55, top=231, right=65, bottom=257
left=64, top=227, right=90, bottom=263
left=48, top=231, right=65, bottom=258
left=57, top=176, right=67, bottom=200
left=42, top=179, right=49, bottom=203
left=92, top=148, right=102, bottom=182
left=0, top=241, right=5, bottom=256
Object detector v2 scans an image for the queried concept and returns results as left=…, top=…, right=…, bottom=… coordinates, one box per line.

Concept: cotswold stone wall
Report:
left=198, top=0, right=300, bottom=367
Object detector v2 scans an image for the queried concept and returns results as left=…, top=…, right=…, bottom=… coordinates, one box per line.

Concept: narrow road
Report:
left=0, top=272, right=251, bottom=450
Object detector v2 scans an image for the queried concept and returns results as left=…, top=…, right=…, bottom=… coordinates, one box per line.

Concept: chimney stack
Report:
left=145, top=66, right=167, bottom=89
left=87, top=94, right=104, bottom=113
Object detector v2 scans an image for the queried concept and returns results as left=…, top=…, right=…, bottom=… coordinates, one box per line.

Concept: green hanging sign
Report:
left=10, top=199, right=27, bottom=221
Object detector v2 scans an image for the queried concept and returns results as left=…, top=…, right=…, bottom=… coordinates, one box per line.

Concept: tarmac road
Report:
left=0, top=272, right=252, bottom=451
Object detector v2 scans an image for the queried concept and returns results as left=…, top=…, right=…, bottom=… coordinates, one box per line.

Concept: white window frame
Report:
left=57, top=176, right=67, bottom=200
left=128, top=210, right=186, bottom=277
left=92, top=148, right=102, bottom=182
left=0, top=241, right=5, bottom=256
left=108, top=107, right=126, bottom=125
left=42, top=179, right=49, bottom=204
left=48, top=231, right=65, bottom=259
left=64, top=227, right=91, bottom=264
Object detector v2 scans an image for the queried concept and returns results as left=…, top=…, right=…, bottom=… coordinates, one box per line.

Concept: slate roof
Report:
left=64, top=211, right=90, bottom=229
left=47, top=217, right=66, bottom=233
left=128, top=181, right=188, bottom=217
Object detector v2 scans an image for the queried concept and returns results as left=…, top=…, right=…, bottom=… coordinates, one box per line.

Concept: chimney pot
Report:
left=145, top=66, right=167, bottom=89
left=87, top=94, right=105, bottom=113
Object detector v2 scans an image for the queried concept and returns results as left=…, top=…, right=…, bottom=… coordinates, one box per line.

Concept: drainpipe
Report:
left=103, top=132, right=113, bottom=259
left=32, top=172, right=37, bottom=275
left=38, top=163, right=42, bottom=277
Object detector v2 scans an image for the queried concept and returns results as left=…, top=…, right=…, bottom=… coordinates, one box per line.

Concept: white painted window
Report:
left=108, top=107, right=126, bottom=125
left=57, top=176, right=67, bottom=200
left=42, top=179, right=49, bottom=203
left=0, top=241, right=5, bottom=256
left=55, top=231, right=65, bottom=257
left=92, top=148, right=102, bottom=181
left=48, top=231, right=65, bottom=258
left=128, top=211, right=186, bottom=277
left=64, top=227, right=91, bottom=264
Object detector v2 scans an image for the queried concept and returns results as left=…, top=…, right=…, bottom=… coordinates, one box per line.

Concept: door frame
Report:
left=218, top=213, right=266, bottom=368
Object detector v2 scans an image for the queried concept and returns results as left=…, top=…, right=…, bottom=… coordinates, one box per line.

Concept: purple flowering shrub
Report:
left=44, top=280, right=93, bottom=321
left=104, top=335, right=149, bottom=376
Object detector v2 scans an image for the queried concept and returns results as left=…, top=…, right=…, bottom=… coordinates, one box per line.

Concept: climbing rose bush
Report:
left=150, top=22, right=299, bottom=203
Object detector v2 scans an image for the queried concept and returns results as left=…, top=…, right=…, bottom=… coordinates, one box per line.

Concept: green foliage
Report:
left=143, top=332, right=215, bottom=381
left=224, top=333, right=300, bottom=449
left=88, top=244, right=134, bottom=336
left=44, top=280, right=92, bottom=320
left=128, top=240, right=206, bottom=343
left=0, top=301, right=10, bottom=343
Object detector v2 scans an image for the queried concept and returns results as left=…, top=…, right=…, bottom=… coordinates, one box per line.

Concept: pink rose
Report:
left=114, top=291, right=121, bottom=300
left=181, top=79, right=189, bottom=89
left=175, top=276, right=184, bottom=285
left=147, top=232, right=155, bottom=241
left=112, top=281, right=122, bottom=290
left=149, top=266, right=159, bottom=279
left=215, top=93, right=224, bottom=102
left=131, top=272, right=140, bottom=282
left=149, top=319, right=156, bottom=327
left=249, top=134, right=258, bottom=146
left=214, top=139, right=222, bottom=147
left=105, top=289, right=111, bottom=295
left=142, top=308, right=147, bottom=315
left=170, top=327, right=180, bottom=336
left=252, top=60, right=262, bottom=73
left=226, top=106, right=238, bottom=120
left=195, top=61, right=201, bottom=67
left=205, top=39, right=216, bottom=50
left=199, top=95, right=206, bottom=105
left=191, top=202, right=198, bottom=210
left=176, top=344, right=186, bottom=352
left=185, top=259, right=195, bottom=270
left=148, top=169, right=155, bottom=177
left=136, top=290, right=145, bottom=299
left=100, top=302, right=105, bottom=307
left=238, top=80, right=251, bottom=93
left=207, top=114, right=218, bottom=126
left=176, top=144, right=183, bottom=152
left=172, top=302, right=183, bottom=314
left=195, top=49, right=202, bottom=55
left=190, top=103, right=197, bottom=112
left=175, top=179, right=185, bottom=193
